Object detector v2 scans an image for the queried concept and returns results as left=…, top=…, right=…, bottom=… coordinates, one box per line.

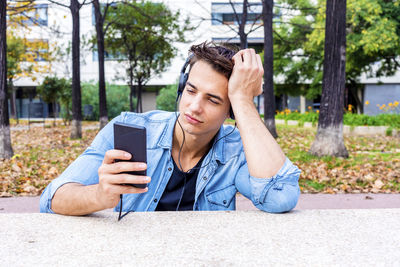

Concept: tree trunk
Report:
left=239, top=0, right=248, bottom=49
left=53, top=101, right=57, bottom=126
left=9, top=79, right=17, bottom=120
left=129, top=84, right=134, bottom=112
left=281, top=94, right=288, bottom=110
left=0, top=1, right=13, bottom=159
left=93, top=0, right=108, bottom=130
left=70, top=0, right=82, bottom=139
left=309, top=0, right=348, bottom=158
left=262, top=0, right=278, bottom=138
left=137, top=81, right=143, bottom=113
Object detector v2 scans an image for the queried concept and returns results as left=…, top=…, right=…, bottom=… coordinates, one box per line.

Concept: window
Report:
left=211, top=2, right=262, bottom=25
left=92, top=45, right=125, bottom=61
left=21, top=4, right=48, bottom=26
left=91, top=2, right=118, bottom=26
left=25, top=39, right=49, bottom=62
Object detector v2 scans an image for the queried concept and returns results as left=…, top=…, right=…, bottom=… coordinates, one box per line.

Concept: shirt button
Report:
left=168, top=167, right=172, bottom=171
left=223, top=200, right=227, bottom=204
left=203, top=176, right=207, bottom=181
left=154, top=199, right=158, bottom=203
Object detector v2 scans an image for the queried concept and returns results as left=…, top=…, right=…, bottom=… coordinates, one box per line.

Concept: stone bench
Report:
left=1, top=209, right=399, bottom=265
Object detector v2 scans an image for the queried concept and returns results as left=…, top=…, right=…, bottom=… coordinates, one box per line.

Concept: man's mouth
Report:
left=184, top=113, right=202, bottom=124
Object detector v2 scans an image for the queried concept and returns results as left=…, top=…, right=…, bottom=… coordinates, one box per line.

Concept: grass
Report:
left=0, top=122, right=399, bottom=196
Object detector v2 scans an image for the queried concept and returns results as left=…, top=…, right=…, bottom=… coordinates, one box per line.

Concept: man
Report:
left=40, top=42, right=300, bottom=215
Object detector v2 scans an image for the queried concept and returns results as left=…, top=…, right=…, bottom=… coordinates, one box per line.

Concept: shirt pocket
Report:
left=206, top=184, right=237, bottom=209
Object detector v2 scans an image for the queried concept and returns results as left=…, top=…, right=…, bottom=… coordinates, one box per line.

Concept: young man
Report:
left=40, top=42, right=300, bottom=215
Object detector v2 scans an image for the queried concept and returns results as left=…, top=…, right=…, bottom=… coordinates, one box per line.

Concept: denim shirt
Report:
left=40, top=110, right=301, bottom=213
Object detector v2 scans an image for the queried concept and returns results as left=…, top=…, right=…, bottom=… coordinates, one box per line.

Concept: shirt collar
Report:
left=157, top=112, right=227, bottom=164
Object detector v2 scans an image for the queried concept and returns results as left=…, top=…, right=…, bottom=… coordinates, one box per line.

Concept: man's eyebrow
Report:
left=187, top=81, right=224, bottom=102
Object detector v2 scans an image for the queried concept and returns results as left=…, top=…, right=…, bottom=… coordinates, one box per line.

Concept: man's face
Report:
left=178, top=60, right=231, bottom=137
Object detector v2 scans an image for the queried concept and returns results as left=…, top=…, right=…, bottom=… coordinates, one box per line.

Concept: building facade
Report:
left=8, top=0, right=400, bottom=118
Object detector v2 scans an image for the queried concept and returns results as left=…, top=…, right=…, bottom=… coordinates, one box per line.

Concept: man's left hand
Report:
left=228, top=48, right=264, bottom=105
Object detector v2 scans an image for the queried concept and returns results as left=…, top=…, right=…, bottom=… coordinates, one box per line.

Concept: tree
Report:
left=309, top=0, right=349, bottom=157
left=261, top=0, right=278, bottom=138
left=1, top=0, right=36, bottom=159
left=156, top=83, right=178, bottom=112
left=6, top=33, right=26, bottom=122
left=6, top=35, right=52, bottom=121
left=0, top=0, right=13, bottom=159
left=273, top=0, right=400, bottom=100
left=105, top=1, right=190, bottom=113
left=36, top=76, right=68, bottom=125
left=197, top=0, right=263, bottom=49
left=48, top=0, right=89, bottom=139
left=92, top=0, right=114, bottom=129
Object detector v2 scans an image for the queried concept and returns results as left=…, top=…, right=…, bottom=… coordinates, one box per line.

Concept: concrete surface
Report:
left=1, top=193, right=399, bottom=213
left=1, top=209, right=399, bottom=266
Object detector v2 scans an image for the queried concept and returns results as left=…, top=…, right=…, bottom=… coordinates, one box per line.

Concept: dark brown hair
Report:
left=188, top=41, right=239, bottom=79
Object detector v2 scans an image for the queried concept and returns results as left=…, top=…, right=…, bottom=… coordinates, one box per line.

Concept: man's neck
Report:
left=172, top=119, right=218, bottom=163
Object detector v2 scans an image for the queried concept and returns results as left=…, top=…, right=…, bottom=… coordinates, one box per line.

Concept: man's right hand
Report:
left=96, top=149, right=150, bottom=209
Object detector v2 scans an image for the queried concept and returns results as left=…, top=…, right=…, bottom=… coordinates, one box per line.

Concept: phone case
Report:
left=113, top=122, right=147, bottom=188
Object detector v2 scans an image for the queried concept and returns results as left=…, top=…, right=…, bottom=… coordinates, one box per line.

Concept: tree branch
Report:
left=48, top=0, right=70, bottom=9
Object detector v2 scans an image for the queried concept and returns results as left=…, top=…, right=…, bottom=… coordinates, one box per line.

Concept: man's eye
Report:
left=187, top=89, right=195, bottom=94
left=209, top=99, right=219, bottom=105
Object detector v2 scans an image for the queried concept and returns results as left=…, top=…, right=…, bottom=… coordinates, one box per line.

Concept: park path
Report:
left=1, top=193, right=399, bottom=213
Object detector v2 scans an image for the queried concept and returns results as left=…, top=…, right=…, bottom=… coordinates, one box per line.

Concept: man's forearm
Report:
left=231, top=99, right=286, bottom=178
left=51, top=183, right=107, bottom=215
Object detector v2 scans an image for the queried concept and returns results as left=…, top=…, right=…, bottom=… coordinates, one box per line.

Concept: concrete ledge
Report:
left=1, top=209, right=399, bottom=265
left=3, top=193, right=400, bottom=213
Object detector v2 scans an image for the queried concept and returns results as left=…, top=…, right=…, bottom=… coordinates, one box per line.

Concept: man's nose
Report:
left=189, top=96, right=203, bottom=114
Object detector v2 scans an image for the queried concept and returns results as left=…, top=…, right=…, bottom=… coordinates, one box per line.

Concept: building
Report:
left=8, top=0, right=400, bottom=119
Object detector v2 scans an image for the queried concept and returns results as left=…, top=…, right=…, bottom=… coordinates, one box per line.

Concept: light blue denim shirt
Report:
left=40, top=110, right=301, bottom=213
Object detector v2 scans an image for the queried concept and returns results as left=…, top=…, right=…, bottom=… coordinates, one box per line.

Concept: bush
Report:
left=37, top=76, right=71, bottom=124
left=81, top=82, right=133, bottom=120
left=275, top=111, right=400, bottom=128
left=156, top=83, right=178, bottom=111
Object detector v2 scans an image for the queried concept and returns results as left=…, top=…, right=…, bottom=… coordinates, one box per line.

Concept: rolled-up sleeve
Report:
left=39, top=115, right=121, bottom=213
left=235, top=157, right=301, bottom=213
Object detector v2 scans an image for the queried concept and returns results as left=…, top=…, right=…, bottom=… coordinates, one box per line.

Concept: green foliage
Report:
left=272, top=0, right=400, bottom=98
left=37, top=76, right=71, bottom=122
left=386, top=127, right=393, bottom=136
left=104, top=0, right=192, bottom=111
left=276, top=111, right=319, bottom=125
left=156, top=84, right=177, bottom=111
left=6, top=33, right=27, bottom=81
left=81, top=82, right=132, bottom=120
left=36, top=77, right=61, bottom=104
left=276, top=112, right=400, bottom=128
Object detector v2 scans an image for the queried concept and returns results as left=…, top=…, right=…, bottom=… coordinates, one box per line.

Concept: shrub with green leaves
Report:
left=81, top=82, right=133, bottom=120
left=156, top=83, right=178, bottom=112
left=37, top=76, right=71, bottom=123
left=276, top=112, right=400, bottom=128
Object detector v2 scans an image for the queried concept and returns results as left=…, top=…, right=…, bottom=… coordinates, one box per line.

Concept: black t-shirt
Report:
left=155, top=155, right=206, bottom=211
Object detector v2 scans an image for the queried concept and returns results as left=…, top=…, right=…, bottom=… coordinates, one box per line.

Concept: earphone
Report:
left=176, top=53, right=235, bottom=120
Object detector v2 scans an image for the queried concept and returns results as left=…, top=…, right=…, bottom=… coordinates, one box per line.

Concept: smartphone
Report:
left=113, top=122, right=147, bottom=188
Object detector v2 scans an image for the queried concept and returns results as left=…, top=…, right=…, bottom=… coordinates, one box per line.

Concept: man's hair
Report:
left=188, top=41, right=239, bottom=79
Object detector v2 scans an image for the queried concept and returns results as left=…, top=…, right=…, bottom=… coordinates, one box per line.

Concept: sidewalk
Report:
left=1, top=193, right=399, bottom=213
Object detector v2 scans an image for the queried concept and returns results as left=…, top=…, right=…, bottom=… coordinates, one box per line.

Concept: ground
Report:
left=0, top=121, right=399, bottom=196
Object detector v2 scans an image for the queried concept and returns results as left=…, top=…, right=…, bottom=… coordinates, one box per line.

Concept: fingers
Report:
left=99, top=161, right=147, bottom=175
left=256, top=53, right=263, bottom=72
left=104, top=173, right=151, bottom=185
left=100, top=182, right=149, bottom=196
left=103, top=149, right=131, bottom=164
left=233, top=49, right=262, bottom=69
